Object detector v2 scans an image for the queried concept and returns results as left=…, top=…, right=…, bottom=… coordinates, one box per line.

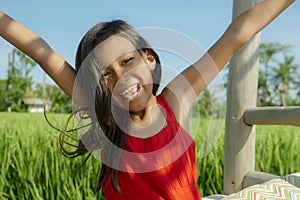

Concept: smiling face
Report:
left=94, top=36, right=157, bottom=113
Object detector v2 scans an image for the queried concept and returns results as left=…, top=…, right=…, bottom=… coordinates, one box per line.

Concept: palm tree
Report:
left=258, top=43, right=291, bottom=106
left=270, top=56, right=298, bottom=106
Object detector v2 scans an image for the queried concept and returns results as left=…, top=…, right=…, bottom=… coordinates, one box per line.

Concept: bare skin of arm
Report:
left=162, top=0, right=296, bottom=125
left=0, top=11, right=76, bottom=98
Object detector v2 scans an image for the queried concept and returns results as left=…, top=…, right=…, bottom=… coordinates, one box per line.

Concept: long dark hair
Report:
left=59, top=20, right=161, bottom=192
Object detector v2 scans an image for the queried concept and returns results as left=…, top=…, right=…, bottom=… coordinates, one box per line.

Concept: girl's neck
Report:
left=130, top=110, right=147, bottom=121
left=127, top=96, right=167, bottom=138
left=129, top=94, right=157, bottom=123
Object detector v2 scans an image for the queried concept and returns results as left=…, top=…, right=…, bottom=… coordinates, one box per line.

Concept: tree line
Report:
left=0, top=49, right=72, bottom=112
left=0, top=42, right=299, bottom=113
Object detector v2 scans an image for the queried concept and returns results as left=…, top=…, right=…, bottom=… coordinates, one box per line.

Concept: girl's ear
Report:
left=145, top=50, right=156, bottom=71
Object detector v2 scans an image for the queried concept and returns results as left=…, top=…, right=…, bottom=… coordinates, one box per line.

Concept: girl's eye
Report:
left=101, top=71, right=111, bottom=79
left=121, top=57, right=134, bottom=66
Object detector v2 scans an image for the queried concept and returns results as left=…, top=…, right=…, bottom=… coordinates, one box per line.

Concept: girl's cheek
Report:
left=103, top=77, right=115, bottom=92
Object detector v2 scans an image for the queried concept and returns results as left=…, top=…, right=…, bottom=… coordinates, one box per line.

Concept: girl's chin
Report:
left=115, top=100, right=145, bottom=112
left=112, top=97, right=148, bottom=114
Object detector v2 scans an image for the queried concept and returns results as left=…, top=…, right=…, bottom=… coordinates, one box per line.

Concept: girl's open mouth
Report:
left=120, top=83, right=141, bottom=102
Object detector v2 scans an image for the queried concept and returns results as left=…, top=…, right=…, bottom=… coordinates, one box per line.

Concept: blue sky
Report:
left=0, top=0, right=299, bottom=85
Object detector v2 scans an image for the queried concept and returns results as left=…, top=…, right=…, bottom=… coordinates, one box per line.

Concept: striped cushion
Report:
left=223, top=178, right=300, bottom=200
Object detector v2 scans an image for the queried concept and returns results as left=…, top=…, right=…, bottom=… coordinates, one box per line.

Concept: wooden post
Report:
left=224, top=0, right=261, bottom=194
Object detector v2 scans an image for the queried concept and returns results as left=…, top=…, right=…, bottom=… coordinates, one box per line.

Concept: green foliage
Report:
left=0, top=80, right=6, bottom=111
left=3, top=49, right=72, bottom=113
left=194, top=88, right=226, bottom=119
left=49, top=86, right=72, bottom=113
left=5, top=49, right=36, bottom=111
left=6, top=67, right=33, bottom=111
left=258, top=43, right=299, bottom=106
left=196, top=89, right=212, bottom=117
left=1, top=113, right=299, bottom=198
left=34, top=84, right=72, bottom=113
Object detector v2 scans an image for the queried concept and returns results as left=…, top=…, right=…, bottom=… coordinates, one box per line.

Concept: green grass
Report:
left=193, top=118, right=300, bottom=196
left=0, top=113, right=299, bottom=199
left=0, top=113, right=103, bottom=200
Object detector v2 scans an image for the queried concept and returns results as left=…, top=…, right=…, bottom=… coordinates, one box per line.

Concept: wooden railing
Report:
left=244, top=107, right=300, bottom=126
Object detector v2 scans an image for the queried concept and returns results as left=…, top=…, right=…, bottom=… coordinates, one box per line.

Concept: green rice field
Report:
left=0, top=112, right=299, bottom=199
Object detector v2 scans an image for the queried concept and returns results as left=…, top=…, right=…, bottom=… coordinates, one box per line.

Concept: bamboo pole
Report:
left=224, top=0, right=260, bottom=194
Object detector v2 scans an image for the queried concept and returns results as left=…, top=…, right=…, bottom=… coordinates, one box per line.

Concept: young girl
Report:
left=0, top=0, right=295, bottom=199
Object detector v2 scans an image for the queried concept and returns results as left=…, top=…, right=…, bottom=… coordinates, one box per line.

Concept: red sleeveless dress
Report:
left=103, top=94, right=201, bottom=200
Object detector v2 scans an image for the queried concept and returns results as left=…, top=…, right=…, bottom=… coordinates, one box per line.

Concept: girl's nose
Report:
left=116, top=72, right=131, bottom=85
left=114, top=65, right=133, bottom=83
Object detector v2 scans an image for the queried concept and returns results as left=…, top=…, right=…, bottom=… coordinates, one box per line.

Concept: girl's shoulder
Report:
left=160, top=88, right=186, bottom=126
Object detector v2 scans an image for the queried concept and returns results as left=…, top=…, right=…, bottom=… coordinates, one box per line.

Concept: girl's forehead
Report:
left=93, top=35, right=137, bottom=68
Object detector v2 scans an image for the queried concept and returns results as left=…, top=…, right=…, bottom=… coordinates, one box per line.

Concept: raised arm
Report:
left=163, top=0, right=295, bottom=124
left=0, top=10, right=76, bottom=98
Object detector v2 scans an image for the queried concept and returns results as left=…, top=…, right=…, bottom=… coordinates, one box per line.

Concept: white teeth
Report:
left=121, top=84, right=138, bottom=96
left=120, top=83, right=141, bottom=101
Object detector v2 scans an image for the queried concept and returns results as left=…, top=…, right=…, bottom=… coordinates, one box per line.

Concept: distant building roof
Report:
left=23, top=98, right=49, bottom=106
